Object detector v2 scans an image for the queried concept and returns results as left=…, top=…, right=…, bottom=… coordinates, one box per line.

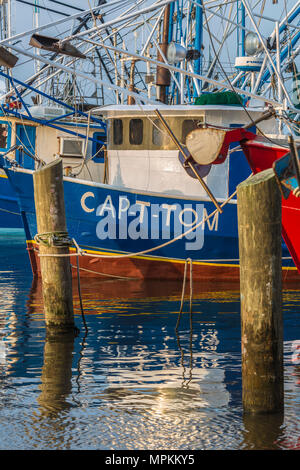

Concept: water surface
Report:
left=0, top=229, right=299, bottom=450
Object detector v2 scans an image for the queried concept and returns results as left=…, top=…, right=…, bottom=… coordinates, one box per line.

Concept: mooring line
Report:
left=175, top=258, right=194, bottom=388
left=74, top=239, right=88, bottom=335
left=176, top=258, right=193, bottom=331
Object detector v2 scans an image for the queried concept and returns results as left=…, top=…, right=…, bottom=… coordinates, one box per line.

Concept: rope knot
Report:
left=34, top=231, right=73, bottom=248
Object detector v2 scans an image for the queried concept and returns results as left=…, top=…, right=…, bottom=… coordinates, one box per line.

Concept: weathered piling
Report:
left=33, top=158, right=75, bottom=333
left=237, top=168, right=283, bottom=414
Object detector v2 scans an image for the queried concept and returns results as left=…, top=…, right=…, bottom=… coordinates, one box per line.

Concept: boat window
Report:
left=152, top=119, right=163, bottom=146
left=129, top=119, right=143, bottom=145
left=92, top=132, right=106, bottom=161
left=182, top=119, right=203, bottom=144
left=113, top=119, right=123, bottom=145
left=0, top=123, right=9, bottom=149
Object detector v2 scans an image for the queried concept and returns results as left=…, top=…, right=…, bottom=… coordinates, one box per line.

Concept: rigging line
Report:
left=196, top=0, right=269, bottom=87
left=256, top=0, right=266, bottom=28
left=17, top=32, right=106, bottom=100
left=283, top=0, right=300, bottom=101
left=79, top=36, right=285, bottom=108
left=0, top=93, right=37, bottom=159
left=200, top=0, right=290, bottom=148
left=0, top=0, right=126, bottom=47
left=88, top=0, right=149, bottom=89
left=48, top=1, right=85, bottom=12
left=14, top=0, right=70, bottom=17
left=242, top=0, right=294, bottom=107
left=17, top=12, right=101, bottom=95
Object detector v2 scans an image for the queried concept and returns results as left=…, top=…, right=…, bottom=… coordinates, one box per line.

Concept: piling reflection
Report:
left=37, top=331, right=75, bottom=416
left=242, top=412, right=285, bottom=450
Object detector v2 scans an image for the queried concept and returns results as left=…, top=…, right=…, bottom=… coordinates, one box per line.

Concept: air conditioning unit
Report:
left=60, top=138, right=85, bottom=157
left=29, top=105, right=65, bottom=119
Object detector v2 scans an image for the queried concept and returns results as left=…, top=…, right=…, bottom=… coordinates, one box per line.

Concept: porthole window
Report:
left=129, top=119, right=143, bottom=145
left=113, top=119, right=123, bottom=145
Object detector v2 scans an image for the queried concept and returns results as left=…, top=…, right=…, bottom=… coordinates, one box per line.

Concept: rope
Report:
left=293, top=187, right=300, bottom=197
left=175, top=258, right=193, bottom=331
left=75, top=241, right=88, bottom=335
left=0, top=207, right=21, bottom=216
left=34, top=231, right=73, bottom=248
left=70, top=263, right=138, bottom=280
left=175, top=258, right=194, bottom=388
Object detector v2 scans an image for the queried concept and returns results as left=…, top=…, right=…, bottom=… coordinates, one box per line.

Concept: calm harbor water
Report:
left=0, top=229, right=299, bottom=450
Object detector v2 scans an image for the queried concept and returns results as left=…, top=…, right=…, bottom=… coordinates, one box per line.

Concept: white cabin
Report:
left=98, top=104, right=279, bottom=200
left=0, top=113, right=106, bottom=182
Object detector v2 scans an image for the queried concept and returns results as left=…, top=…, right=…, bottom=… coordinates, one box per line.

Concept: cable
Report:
left=14, top=0, right=70, bottom=17
left=200, top=0, right=291, bottom=148
left=48, top=1, right=84, bottom=12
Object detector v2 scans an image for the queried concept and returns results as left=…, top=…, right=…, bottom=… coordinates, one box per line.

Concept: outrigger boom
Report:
left=186, top=126, right=300, bottom=273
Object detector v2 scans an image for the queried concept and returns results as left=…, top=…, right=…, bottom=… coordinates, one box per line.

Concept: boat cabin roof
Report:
left=93, top=104, right=267, bottom=119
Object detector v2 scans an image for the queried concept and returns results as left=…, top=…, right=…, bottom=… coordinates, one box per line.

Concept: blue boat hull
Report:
left=4, top=166, right=298, bottom=282
left=0, top=174, right=23, bottom=228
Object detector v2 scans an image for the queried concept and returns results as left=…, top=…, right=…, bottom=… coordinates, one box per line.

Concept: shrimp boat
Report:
left=0, top=0, right=299, bottom=282
left=2, top=102, right=300, bottom=282
left=0, top=105, right=106, bottom=228
left=0, top=1, right=111, bottom=228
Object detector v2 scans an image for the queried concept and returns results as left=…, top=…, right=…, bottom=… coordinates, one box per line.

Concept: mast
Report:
left=33, top=0, right=42, bottom=104
left=156, top=4, right=171, bottom=103
left=194, top=1, right=203, bottom=97
left=0, top=0, right=12, bottom=92
left=237, top=0, right=246, bottom=57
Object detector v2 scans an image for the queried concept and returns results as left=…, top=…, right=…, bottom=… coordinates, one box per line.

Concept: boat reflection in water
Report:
left=13, top=276, right=295, bottom=450
left=0, top=233, right=299, bottom=450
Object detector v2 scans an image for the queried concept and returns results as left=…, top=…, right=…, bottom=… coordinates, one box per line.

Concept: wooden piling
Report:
left=237, top=168, right=283, bottom=414
left=33, top=158, right=75, bottom=333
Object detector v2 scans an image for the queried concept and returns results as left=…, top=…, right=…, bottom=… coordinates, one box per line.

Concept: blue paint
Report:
left=194, top=2, right=203, bottom=95
left=3, top=164, right=296, bottom=270
left=0, top=69, right=106, bottom=128
left=92, top=132, right=106, bottom=162
left=237, top=1, right=245, bottom=57
left=15, top=124, right=36, bottom=170
left=3, top=107, right=106, bottom=146
left=228, top=124, right=254, bottom=197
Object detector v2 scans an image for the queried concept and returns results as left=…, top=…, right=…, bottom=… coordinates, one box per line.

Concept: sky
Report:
left=0, top=0, right=299, bottom=105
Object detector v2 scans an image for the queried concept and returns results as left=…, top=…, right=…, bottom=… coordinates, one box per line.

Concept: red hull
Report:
left=27, top=241, right=299, bottom=286
left=242, top=139, right=300, bottom=274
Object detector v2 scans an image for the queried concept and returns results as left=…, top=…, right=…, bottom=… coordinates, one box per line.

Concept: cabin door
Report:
left=15, top=124, right=36, bottom=170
